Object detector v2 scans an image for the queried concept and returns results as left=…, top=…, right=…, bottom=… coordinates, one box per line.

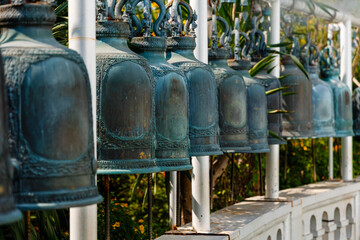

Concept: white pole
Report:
left=189, top=0, right=211, bottom=232
left=68, top=1, right=98, bottom=240
left=265, top=0, right=280, bottom=199
left=340, top=19, right=353, bottom=181
left=169, top=171, right=177, bottom=229
left=191, top=156, right=210, bottom=232
left=329, top=137, right=333, bottom=180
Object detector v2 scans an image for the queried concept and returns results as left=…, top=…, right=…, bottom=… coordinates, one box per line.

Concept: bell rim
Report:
left=189, top=150, right=223, bottom=157
left=97, top=166, right=161, bottom=174
left=0, top=208, right=22, bottom=225
left=15, top=188, right=103, bottom=211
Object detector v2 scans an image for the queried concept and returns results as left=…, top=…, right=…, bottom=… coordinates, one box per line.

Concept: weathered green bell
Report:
left=319, top=40, right=353, bottom=137
left=0, top=54, right=22, bottom=224
left=208, top=6, right=250, bottom=153
left=227, top=17, right=269, bottom=153
left=0, top=1, right=102, bottom=210
left=96, top=0, right=158, bottom=174
left=353, top=87, right=360, bottom=136
left=166, top=1, right=222, bottom=156
left=244, top=17, right=285, bottom=145
left=127, top=0, right=192, bottom=171
left=301, top=39, right=336, bottom=138
left=280, top=27, right=314, bottom=138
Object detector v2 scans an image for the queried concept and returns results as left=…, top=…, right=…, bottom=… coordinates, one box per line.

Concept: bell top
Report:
left=319, top=40, right=340, bottom=78
left=0, top=1, right=56, bottom=26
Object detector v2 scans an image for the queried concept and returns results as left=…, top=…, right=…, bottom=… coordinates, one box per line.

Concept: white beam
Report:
left=68, top=0, right=98, bottom=239
left=265, top=0, right=280, bottom=200
left=329, top=137, right=333, bottom=180
left=169, top=171, right=177, bottom=229
left=340, top=19, right=353, bottom=181
left=279, top=0, right=360, bottom=27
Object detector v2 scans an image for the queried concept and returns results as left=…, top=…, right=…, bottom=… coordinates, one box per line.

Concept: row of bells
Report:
left=0, top=0, right=358, bottom=225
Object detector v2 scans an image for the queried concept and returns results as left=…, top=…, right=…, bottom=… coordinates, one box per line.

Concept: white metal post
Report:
left=265, top=0, right=280, bottom=199
left=340, top=20, right=353, bottom=181
left=169, top=171, right=177, bottom=229
left=329, top=137, right=333, bottom=180
left=190, top=0, right=210, bottom=232
left=68, top=1, right=98, bottom=239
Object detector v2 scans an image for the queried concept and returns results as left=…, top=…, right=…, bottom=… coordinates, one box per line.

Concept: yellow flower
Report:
left=112, top=222, right=120, bottom=228
left=303, top=146, right=307, bottom=151
left=138, top=219, right=144, bottom=223
left=121, top=203, right=128, bottom=208
left=139, top=225, right=145, bottom=234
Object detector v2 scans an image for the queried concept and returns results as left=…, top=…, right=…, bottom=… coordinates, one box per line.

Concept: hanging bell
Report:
left=127, top=0, right=192, bottom=171
left=227, top=17, right=269, bottom=152
left=167, top=1, right=222, bottom=156
left=96, top=0, right=158, bottom=174
left=319, top=40, right=354, bottom=137
left=280, top=33, right=314, bottom=138
left=353, top=87, right=360, bottom=136
left=0, top=54, right=22, bottom=224
left=301, top=39, right=336, bottom=138
left=0, top=1, right=102, bottom=210
left=245, top=18, right=285, bottom=145
left=208, top=12, right=250, bottom=153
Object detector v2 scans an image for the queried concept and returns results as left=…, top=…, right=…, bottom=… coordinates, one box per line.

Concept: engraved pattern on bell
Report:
left=0, top=3, right=102, bottom=210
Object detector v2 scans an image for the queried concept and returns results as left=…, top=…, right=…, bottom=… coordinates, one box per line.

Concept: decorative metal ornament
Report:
left=353, top=87, right=360, bottom=136
left=166, top=1, right=222, bottom=156
left=0, top=2, right=102, bottom=210
left=96, top=1, right=158, bottom=174
left=301, top=37, right=336, bottom=138
left=227, top=17, right=270, bottom=152
left=128, top=0, right=192, bottom=171
left=280, top=20, right=314, bottom=139
left=319, top=40, right=354, bottom=137
left=0, top=54, right=22, bottom=225
left=208, top=6, right=250, bottom=153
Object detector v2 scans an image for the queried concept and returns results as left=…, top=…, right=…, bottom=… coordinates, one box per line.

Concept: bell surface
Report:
left=130, top=36, right=192, bottom=171
left=228, top=60, right=270, bottom=153
left=280, top=56, right=314, bottom=139
left=319, top=48, right=353, bottom=137
left=0, top=54, right=22, bottom=225
left=353, top=87, right=360, bottom=136
left=253, top=69, right=286, bottom=144
left=96, top=21, right=158, bottom=174
left=309, top=65, right=336, bottom=138
left=0, top=3, right=102, bottom=210
left=167, top=37, right=222, bottom=156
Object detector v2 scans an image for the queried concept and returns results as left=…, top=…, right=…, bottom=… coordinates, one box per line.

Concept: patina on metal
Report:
left=353, top=87, right=360, bottom=136
left=243, top=15, right=285, bottom=145
left=280, top=16, right=314, bottom=139
left=96, top=0, right=158, bottom=174
left=0, top=53, right=22, bottom=225
left=127, top=0, right=191, bottom=171
left=166, top=1, right=222, bottom=156
left=227, top=16, right=270, bottom=153
left=0, top=1, right=102, bottom=210
left=300, top=35, right=336, bottom=138
left=319, top=39, right=354, bottom=137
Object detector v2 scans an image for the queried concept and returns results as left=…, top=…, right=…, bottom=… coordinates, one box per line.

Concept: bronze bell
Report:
left=96, top=0, right=158, bottom=174
left=0, top=1, right=102, bottom=209
left=128, top=0, right=192, bottom=171
left=353, top=87, right=360, bottom=136
left=245, top=17, right=285, bottom=145
left=208, top=6, right=250, bottom=152
left=227, top=17, right=269, bottom=153
left=280, top=23, right=314, bottom=138
left=300, top=37, right=336, bottom=138
left=166, top=1, right=222, bottom=156
left=319, top=40, right=354, bottom=137
left=0, top=54, right=21, bottom=224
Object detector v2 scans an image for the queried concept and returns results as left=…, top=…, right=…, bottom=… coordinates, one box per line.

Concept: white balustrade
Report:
left=157, top=180, right=360, bottom=240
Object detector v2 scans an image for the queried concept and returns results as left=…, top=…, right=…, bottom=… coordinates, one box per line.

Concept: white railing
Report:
left=157, top=180, right=360, bottom=240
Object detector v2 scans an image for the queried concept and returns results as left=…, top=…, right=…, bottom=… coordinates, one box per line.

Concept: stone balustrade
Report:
left=157, top=180, right=360, bottom=240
